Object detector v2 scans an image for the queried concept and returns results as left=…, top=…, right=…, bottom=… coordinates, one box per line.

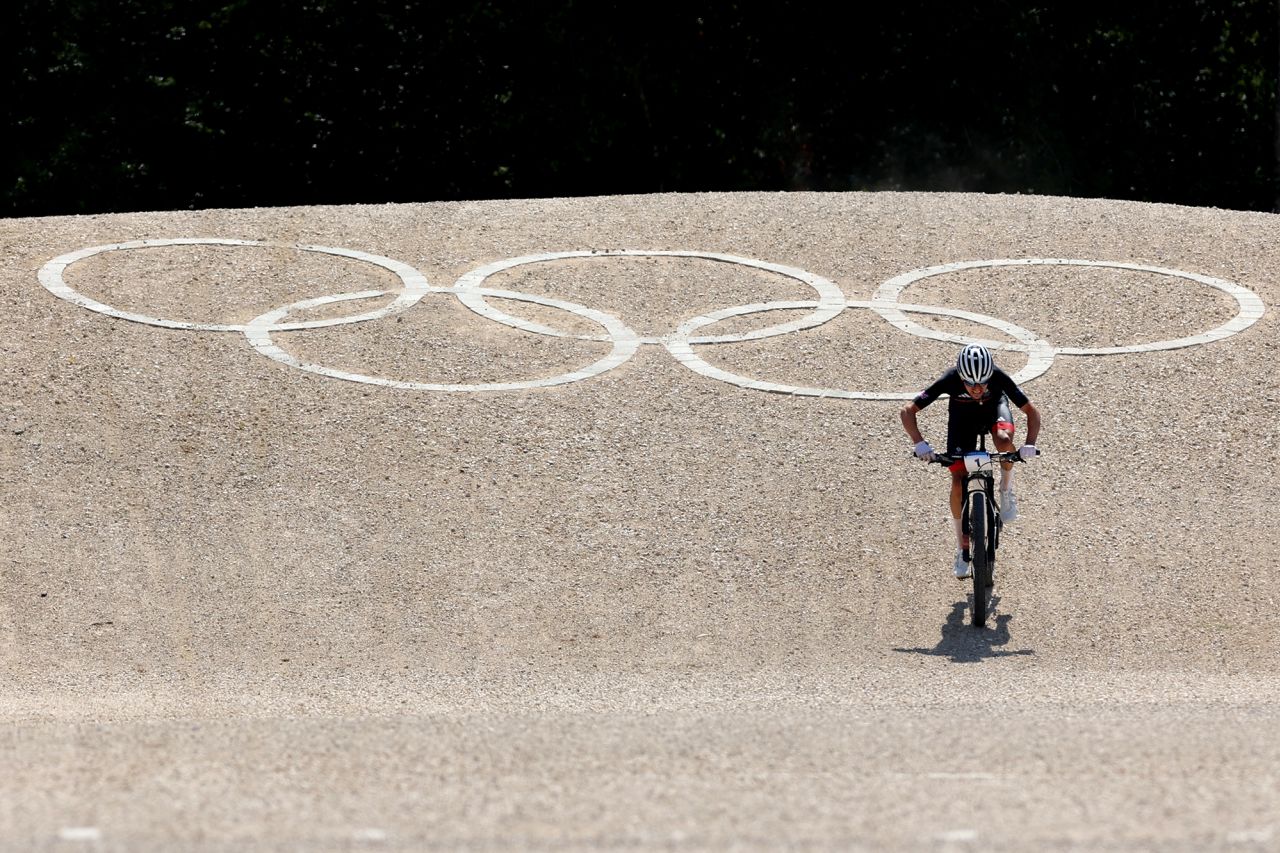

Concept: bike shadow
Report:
left=892, top=596, right=1036, bottom=663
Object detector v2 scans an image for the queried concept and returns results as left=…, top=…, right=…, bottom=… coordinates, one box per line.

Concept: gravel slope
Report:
left=2, top=191, right=1278, bottom=850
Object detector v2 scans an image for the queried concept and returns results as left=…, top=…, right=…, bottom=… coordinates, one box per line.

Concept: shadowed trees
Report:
left=5, top=1, right=1277, bottom=215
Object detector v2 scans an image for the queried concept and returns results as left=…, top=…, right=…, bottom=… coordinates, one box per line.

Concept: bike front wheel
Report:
left=970, top=497, right=989, bottom=628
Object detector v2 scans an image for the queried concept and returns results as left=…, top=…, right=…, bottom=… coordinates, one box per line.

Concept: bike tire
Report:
left=988, top=496, right=1000, bottom=589
left=970, top=497, right=988, bottom=627
left=985, top=524, right=997, bottom=589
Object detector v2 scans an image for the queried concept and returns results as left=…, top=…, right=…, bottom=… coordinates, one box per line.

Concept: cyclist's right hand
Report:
left=914, top=440, right=935, bottom=462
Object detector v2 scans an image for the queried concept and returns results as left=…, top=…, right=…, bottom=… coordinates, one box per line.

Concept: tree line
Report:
left=6, top=1, right=1278, bottom=216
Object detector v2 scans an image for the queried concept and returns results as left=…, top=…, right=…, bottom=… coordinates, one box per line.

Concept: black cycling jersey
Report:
left=913, top=367, right=1029, bottom=455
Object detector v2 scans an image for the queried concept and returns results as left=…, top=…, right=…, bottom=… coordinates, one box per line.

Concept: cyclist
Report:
left=900, top=343, right=1041, bottom=579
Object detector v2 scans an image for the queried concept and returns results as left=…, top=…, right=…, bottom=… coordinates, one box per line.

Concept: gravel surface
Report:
left=2, top=191, right=1278, bottom=850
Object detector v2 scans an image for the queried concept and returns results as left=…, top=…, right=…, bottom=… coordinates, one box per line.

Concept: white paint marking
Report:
left=246, top=287, right=640, bottom=392
left=58, top=827, right=101, bottom=842
left=936, top=829, right=978, bottom=842
left=924, top=772, right=998, bottom=780
left=871, top=258, right=1265, bottom=356
left=37, top=242, right=1268, bottom=397
left=1226, top=827, right=1274, bottom=844
left=451, top=250, right=846, bottom=345
left=38, top=239, right=430, bottom=332
left=353, top=827, right=388, bottom=842
left=667, top=299, right=1053, bottom=400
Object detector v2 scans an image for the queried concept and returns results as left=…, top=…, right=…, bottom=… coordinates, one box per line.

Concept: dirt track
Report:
left=2, top=191, right=1279, bottom=850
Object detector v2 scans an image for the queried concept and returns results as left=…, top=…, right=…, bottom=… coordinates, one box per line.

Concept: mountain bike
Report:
left=924, top=438, right=1036, bottom=628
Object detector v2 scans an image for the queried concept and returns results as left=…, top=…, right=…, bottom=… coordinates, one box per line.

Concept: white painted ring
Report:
left=37, top=238, right=431, bottom=332
left=244, top=286, right=640, bottom=392
left=665, top=300, right=1055, bottom=400
left=871, top=258, right=1265, bottom=355
left=450, top=250, right=848, bottom=345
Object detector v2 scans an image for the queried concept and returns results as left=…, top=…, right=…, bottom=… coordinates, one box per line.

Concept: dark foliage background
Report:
left=6, top=1, right=1278, bottom=216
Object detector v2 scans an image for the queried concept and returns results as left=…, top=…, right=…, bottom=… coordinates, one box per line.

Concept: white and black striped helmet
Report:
left=956, top=344, right=994, bottom=385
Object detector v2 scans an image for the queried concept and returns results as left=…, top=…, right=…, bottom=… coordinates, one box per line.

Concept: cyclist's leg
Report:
left=991, top=394, right=1016, bottom=492
left=950, top=469, right=965, bottom=549
left=945, top=413, right=981, bottom=553
left=990, top=394, right=1021, bottom=521
left=949, top=468, right=971, bottom=578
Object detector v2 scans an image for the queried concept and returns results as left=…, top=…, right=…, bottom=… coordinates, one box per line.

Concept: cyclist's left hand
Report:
left=1018, top=444, right=1039, bottom=461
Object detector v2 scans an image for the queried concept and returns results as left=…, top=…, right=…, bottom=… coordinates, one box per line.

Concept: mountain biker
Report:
left=900, top=343, right=1041, bottom=579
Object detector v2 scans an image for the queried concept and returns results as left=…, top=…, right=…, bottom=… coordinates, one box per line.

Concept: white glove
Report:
left=914, top=440, right=935, bottom=462
left=1019, top=444, right=1038, bottom=461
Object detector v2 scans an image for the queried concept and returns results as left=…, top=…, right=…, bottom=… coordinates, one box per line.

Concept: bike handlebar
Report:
left=921, top=450, right=1029, bottom=466
left=911, top=449, right=1040, bottom=465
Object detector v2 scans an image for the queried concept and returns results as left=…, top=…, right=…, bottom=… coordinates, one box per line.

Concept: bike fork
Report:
left=960, top=482, right=994, bottom=561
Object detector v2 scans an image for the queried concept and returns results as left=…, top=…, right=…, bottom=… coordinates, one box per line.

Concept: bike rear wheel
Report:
left=970, top=497, right=989, bottom=627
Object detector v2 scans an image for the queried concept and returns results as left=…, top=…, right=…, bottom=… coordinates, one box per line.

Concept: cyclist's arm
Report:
left=900, top=402, right=926, bottom=444
left=1019, top=400, right=1041, bottom=446
left=902, top=374, right=949, bottom=445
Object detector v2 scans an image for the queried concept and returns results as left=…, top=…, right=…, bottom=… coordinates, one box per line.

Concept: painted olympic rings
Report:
left=451, top=250, right=846, bottom=345
left=666, top=300, right=1055, bottom=401
left=37, top=240, right=1267, bottom=397
left=871, top=258, right=1266, bottom=355
left=245, top=286, right=640, bottom=392
left=37, top=238, right=430, bottom=332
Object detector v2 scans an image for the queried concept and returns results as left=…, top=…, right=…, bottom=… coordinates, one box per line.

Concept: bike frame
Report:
left=958, top=450, right=1002, bottom=556
left=933, top=439, right=1022, bottom=523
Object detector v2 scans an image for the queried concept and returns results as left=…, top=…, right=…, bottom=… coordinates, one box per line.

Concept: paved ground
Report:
left=2, top=192, right=1278, bottom=850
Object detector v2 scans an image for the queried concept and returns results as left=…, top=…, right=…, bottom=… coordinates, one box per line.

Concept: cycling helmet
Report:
left=956, top=343, right=994, bottom=385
